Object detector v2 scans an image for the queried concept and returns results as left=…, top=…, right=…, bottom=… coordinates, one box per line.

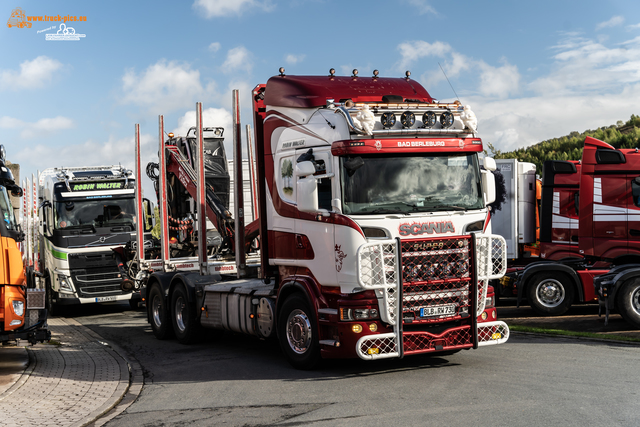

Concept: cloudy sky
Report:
left=2, top=0, right=640, bottom=192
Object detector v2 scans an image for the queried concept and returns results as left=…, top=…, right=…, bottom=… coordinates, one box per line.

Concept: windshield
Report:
left=55, top=198, right=136, bottom=230
left=340, top=153, right=484, bottom=215
left=0, top=187, right=18, bottom=231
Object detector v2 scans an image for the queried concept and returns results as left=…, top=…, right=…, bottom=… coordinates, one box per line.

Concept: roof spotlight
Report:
left=381, top=112, right=396, bottom=129
left=440, top=111, right=454, bottom=128
left=422, top=111, right=436, bottom=128
left=401, top=111, right=415, bottom=129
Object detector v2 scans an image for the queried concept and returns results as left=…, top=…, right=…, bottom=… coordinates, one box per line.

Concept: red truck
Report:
left=125, top=71, right=510, bottom=368
left=495, top=136, right=640, bottom=317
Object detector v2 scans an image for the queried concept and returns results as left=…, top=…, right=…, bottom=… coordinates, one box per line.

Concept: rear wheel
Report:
left=148, top=284, right=173, bottom=340
left=617, top=278, right=640, bottom=328
left=278, top=294, right=320, bottom=370
left=171, top=285, right=200, bottom=344
left=527, top=272, right=574, bottom=316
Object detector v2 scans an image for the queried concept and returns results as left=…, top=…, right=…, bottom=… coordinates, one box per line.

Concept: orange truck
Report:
left=0, top=145, right=49, bottom=345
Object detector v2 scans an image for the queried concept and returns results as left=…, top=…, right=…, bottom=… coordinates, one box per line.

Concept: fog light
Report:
left=352, top=324, right=363, bottom=333
left=481, top=311, right=487, bottom=320
left=492, top=311, right=496, bottom=319
left=367, top=348, right=379, bottom=355
left=369, top=323, right=378, bottom=332
left=491, top=332, right=502, bottom=340
left=10, top=320, right=22, bottom=326
left=12, top=300, right=24, bottom=317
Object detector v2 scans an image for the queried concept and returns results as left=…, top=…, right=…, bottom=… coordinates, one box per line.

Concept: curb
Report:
left=60, top=318, right=145, bottom=427
left=510, top=330, right=640, bottom=347
left=0, top=347, right=36, bottom=402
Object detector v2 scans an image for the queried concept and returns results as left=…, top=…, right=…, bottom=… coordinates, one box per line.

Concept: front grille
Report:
left=399, top=236, right=476, bottom=351
left=69, top=252, right=125, bottom=297
left=401, top=236, right=474, bottom=323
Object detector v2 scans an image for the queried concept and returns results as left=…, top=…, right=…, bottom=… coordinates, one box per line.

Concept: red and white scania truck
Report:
left=127, top=70, right=510, bottom=368
left=494, top=136, right=640, bottom=321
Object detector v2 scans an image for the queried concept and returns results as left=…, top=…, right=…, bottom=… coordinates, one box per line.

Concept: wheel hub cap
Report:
left=537, top=280, right=565, bottom=307
left=287, top=309, right=311, bottom=354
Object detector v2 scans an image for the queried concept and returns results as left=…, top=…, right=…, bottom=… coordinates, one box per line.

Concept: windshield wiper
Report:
left=362, top=208, right=410, bottom=215
left=427, top=205, right=467, bottom=211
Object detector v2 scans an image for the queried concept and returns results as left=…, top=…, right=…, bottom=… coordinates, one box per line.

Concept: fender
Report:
left=516, top=261, right=584, bottom=306
left=170, top=271, right=223, bottom=322
left=607, top=264, right=640, bottom=309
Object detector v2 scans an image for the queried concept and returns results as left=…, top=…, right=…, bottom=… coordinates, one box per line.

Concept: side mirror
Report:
left=143, top=198, right=155, bottom=232
left=483, top=157, right=497, bottom=172
left=482, top=170, right=496, bottom=205
left=296, top=162, right=319, bottom=213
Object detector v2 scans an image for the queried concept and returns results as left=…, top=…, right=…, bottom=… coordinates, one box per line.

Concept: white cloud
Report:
left=193, top=0, right=274, bottom=18
left=14, top=133, right=156, bottom=196
left=121, top=60, right=204, bottom=113
left=529, top=35, right=640, bottom=96
left=628, top=23, right=640, bottom=29
left=285, top=54, right=305, bottom=65
left=221, top=47, right=253, bottom=74
left=596, top=16, right=624, bottom=30
left=478, top=59, right=520, bottom=99
left=402, top=0, right=436, bottom=15
left=397, top=40, right=452, bottom=71
left=209, top=42, right=221, bottom=53
left=0, top=115, right=74, bottom=138
left=0, top=56, right=63, bottom=90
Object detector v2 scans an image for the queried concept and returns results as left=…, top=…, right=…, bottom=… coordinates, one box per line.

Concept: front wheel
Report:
left=527, top=272, right=574, bottom=316
left=278, top=294, right=320, bottom=370
left=617, top=278, right=640, bottom=328
left=170, top=285, right=201, bottom=344
left=148, top=283, right=173, bottom=340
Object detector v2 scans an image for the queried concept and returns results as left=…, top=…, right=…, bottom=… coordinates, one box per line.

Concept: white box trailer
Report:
left=492, top=159, right=537, bottom=259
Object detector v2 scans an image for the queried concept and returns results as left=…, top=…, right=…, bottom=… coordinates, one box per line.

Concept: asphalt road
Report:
left=62, top=302, right=640, bottom=427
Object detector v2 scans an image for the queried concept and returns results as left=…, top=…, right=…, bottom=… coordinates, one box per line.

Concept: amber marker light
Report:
left=369, top=323, right=378, bottom=332
left=352, top=324, right=363, bottom=333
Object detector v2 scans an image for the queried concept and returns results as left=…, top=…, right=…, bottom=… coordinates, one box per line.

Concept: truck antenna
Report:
left=439, top=62, right=460, bottom=103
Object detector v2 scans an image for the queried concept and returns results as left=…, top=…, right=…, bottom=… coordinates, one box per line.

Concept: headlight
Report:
left=58, top=274, right=74, bottom=292
left=12, top=300, right=24, bottom=317
left=340, top=307, right=379, bottom=321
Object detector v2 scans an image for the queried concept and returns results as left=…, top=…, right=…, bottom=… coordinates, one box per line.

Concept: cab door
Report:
left=592, top=175, right=628, bottom=257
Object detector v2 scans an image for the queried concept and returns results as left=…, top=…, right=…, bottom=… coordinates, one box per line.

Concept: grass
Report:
left=509, top=324, right=640, bottom=343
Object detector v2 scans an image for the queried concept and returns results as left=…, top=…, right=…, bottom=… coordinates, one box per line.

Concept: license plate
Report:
left=420, top=304, right=456, bottom=317
left=95, top=296, right=117, bottom=303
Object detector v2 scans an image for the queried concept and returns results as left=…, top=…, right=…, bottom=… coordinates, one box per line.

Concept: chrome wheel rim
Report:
left=152, top=294, right=163, bottom=327
left=286, top=309, right=312, bottom=354
left=174, top=295, right=186, bottom=333
left=631, top=287, right=640, bottom=316
left=536, top=279, right=565, bottom=308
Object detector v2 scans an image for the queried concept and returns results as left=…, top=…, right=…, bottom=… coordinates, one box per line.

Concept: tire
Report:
left=45, top=278, right=58, bottom=317
left=277, top=294, right=321, bottom=370
left=170, top=285, right=201, bottom=344
left=527, top=272, right=574, bottom=316
left=148, top=284, right=173, bottom=340
left=616, top=278, right=640, bottom=329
